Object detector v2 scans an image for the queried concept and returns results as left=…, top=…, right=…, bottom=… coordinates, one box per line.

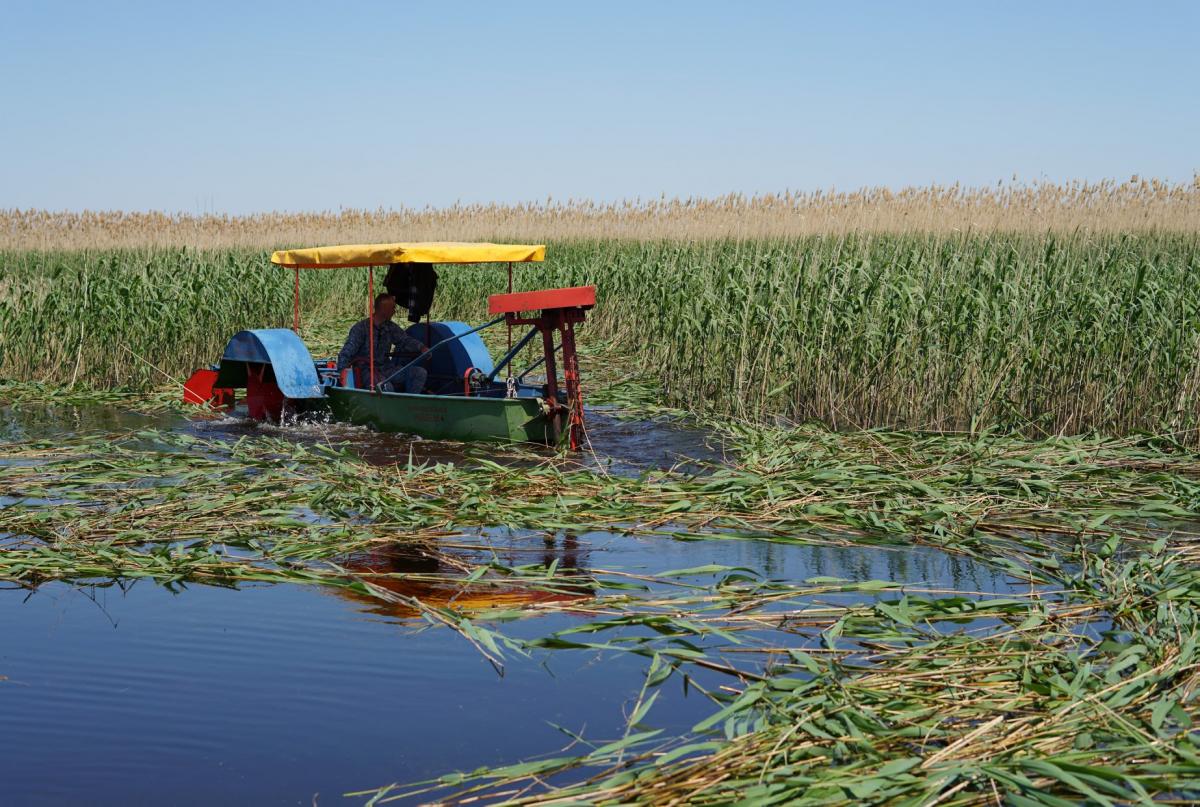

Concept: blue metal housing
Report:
left=404, top=321, right=494, bottom=394
left=214, top=328, right=324, bottom=399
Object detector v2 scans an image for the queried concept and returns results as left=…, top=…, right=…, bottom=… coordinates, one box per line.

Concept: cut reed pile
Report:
left=4, top=232, right=1199, bottom=438
left=393, top=537, right=1200, bottom=806
left=3, top=177, right=1199, bottom=249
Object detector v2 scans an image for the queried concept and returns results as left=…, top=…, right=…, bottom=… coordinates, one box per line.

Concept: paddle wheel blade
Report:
left=183, top=368, right=234, bottom=407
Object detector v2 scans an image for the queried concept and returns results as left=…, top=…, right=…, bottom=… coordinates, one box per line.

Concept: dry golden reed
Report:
left=3, top=176, right=1198, bottom=249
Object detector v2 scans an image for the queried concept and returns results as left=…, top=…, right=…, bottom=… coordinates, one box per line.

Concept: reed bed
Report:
left=0, top=248, right=357, bottom=389
left=3, top=177, right=1199, bottom=249
left=4, top=232, right=1200, bottom=438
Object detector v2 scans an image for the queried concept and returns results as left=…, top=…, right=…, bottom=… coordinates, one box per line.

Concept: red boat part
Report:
left=183, top=369, right=217, bottom=404
left=245, top=363, right=285, bottom=421
left=488, top=285, right=596, bottom=315
left=559, top=318, right=586, bottom=448
left=183, top=369, right=235, bottom=408
left=496, top=285, right=596, bottom=449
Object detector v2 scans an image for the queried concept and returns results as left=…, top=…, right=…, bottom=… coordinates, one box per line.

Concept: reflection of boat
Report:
left=183, top=242, right=596, bottom=448
left=331, top=539, right=590, bottom=621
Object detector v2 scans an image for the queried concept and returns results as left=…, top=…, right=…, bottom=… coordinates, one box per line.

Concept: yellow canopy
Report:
left=270, top=241, right=546, bottom=268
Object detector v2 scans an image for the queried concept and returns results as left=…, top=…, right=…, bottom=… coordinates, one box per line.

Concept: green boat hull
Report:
left=325, top=387, right=559, bottom=445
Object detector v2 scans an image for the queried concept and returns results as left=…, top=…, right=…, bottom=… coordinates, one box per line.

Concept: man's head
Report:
left=373, top=293, right=397, bottom=322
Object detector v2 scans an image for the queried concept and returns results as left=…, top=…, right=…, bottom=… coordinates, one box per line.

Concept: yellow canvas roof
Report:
left=270, top=241, right=545, bottom=268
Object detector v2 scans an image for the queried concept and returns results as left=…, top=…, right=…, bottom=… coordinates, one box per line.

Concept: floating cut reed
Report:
left=7, top=424, right=1197, bottom=804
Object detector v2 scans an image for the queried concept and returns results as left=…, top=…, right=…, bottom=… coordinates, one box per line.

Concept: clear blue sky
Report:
left=2, top=1, right=1196, bottom=213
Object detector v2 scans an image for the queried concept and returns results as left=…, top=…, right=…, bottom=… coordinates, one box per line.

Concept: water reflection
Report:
left=555, top=527, right=1024, bottom=598
left=332, top=534, right=593, bottom=620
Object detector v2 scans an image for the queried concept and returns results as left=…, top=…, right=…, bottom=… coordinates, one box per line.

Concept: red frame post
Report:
left=558, top=315, right=585, bottom=450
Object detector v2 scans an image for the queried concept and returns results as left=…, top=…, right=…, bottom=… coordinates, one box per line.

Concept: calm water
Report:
left=0, top=402, right=1023, bottom=805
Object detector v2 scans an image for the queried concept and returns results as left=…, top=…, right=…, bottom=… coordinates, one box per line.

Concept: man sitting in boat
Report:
left=336, top=293, right=430, bottom=393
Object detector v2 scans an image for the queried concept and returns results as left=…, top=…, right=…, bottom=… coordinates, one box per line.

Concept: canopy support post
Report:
left=506, top=262, right=513, bottom=377
left=368, top=267, right=375, bottom=391
left=292, top=267, right=301, bottom=333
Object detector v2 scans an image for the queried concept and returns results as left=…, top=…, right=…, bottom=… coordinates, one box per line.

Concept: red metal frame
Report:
left=182, top=368, right=234, bottom=408
left=245, top=363, right=285, bottom=421
left=501, top=286, right=595, bottom=449
left=488, top=285, right=596, bottom=315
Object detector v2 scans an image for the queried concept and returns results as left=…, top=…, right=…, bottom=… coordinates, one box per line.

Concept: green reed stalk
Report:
left=3, top=232, right=1199, bottom=438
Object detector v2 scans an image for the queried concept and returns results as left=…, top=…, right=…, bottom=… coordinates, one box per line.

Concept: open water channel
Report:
left=0, top=402, right=1027, bottom=805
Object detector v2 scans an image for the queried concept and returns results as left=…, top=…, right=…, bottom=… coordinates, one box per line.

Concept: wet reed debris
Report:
left=3, top=418, right=1200, bottom=803
left=393, top=536, right=1200, bottom=806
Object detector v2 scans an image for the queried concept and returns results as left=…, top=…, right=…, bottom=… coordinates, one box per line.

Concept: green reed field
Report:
left=3, top=232, right=1199, bottom=439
